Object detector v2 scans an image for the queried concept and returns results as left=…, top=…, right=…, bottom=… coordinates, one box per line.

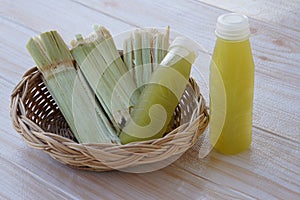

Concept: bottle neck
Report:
left=216, top=35, right=250, bottom=43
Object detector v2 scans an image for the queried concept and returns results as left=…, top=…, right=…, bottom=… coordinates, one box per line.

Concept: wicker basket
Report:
left=10, top=67, right=209, bottom=172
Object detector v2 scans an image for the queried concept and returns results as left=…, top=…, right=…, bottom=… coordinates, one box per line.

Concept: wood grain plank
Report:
left=0, top=18, right=37, bottom=84
left=2, top=103, right=299, bottom=199
left=0, top=0, right=132, bottom=82
left=0, top=159, right=75, bottom=200
left=1, top=131, right=248, bottom=200
left=195, top=0, right=300, bottom=32
left=1, top=0, right=132, bottom=42
left=2, top=123, right=296, bottom=200
left=253, top=73, right=300, bottom=141
left=175, top=128, right=300, bottom=199
left=0, top=154, right=253, bottom=200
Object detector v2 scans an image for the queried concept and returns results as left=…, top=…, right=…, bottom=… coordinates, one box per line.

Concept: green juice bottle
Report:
left=209, top=13, right=255, bottom=154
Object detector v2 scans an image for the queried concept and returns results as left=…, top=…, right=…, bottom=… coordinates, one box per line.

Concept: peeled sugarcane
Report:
left=120, top=37, right=198, bottom=144
left=123, top=27, right=170, bottom=91
left=26, top=31, right=120, bottom=144
left=71, top=26, right=139, bottom=131
left=141, top=31, right=153, bottom=84
left=153, top=27, right=170, bottom=69
left=133, top=30, right=143, bottom=88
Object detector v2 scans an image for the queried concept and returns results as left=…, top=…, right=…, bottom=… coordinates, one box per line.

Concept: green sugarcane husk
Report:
left=27, top=31, right=120, bottom=144
left=71, top=26, right=139, bottom=131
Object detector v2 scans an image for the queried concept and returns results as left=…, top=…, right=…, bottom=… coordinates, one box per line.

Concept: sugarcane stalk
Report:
left=27, top=31, right=120, bottom=144
left=120, top=36, right=198, bottom=144
left=141, top=31, right=152, bottom=84
left=71, top=26, right=139, bottom=130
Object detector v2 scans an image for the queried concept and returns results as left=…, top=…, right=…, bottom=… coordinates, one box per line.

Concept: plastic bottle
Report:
left=209, top=13, right=255, bottom=154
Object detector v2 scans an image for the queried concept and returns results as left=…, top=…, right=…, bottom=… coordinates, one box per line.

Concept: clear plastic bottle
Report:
left=209, top=13, right=255, bottom=154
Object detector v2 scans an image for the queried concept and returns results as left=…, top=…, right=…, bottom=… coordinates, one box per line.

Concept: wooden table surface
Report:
left=1, top=0, right=300, bottom=199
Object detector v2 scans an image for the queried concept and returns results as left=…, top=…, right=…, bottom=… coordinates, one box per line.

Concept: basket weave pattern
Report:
left=10, top=67, right=209, bottom=171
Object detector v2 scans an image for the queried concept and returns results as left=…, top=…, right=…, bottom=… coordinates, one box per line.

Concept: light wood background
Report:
left=1, top=0, right=299, bottom=199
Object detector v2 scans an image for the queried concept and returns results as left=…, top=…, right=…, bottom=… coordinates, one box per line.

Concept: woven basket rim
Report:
left=10, top=67, right=209, bottom=172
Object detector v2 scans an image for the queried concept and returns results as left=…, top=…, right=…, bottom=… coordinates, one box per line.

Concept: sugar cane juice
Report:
left=210, top=13, right=255, bottom=154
